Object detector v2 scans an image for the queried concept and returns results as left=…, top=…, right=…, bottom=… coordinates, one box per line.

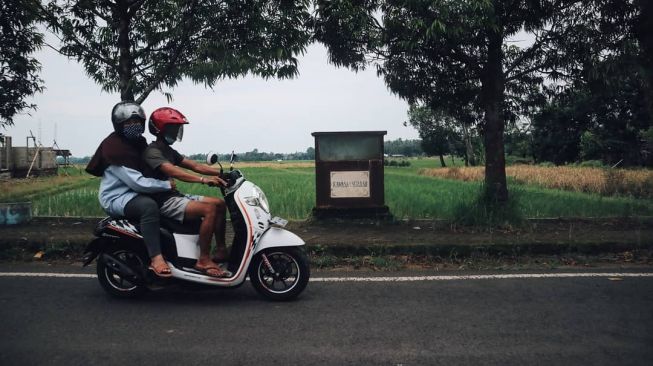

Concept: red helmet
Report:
left=148, top=107, right=189, bottom=143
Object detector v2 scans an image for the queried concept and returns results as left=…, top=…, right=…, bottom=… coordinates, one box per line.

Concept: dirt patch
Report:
left=1, top=216, right=652, bottom=262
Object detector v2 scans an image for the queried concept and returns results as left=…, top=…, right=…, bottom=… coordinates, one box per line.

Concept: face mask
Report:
left=123, top=123, right=144, bottom=140
left=164, top=135, right=176, bottom=145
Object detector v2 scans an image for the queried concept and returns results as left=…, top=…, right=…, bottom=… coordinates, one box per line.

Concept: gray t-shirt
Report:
left=144, top=141, right=184, bottom=180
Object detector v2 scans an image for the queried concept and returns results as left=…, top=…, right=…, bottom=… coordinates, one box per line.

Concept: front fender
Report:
left=254, top=227, right=305, bottom=255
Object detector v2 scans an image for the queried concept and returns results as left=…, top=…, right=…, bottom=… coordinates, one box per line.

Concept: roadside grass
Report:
left=7, top=161, right=653, bottom=219
left=306, top=250, right=653, bottom=271
left=0, top=174, right=97, bottom=204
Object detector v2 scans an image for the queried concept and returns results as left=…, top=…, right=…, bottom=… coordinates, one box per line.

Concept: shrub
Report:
left=578, top=160, right=605, bottom=168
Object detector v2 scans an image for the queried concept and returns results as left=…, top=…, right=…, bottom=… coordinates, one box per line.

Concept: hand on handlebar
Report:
left=205, top=176, right=227, bottom=187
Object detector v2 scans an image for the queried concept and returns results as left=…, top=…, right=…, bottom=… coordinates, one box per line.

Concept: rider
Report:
left=86, top=102, right=175, bottom=278
left=143, top=107, right=231, bottom=278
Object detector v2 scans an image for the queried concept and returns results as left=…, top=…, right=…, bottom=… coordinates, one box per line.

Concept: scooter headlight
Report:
left=244, top=186, right=269, bottom=213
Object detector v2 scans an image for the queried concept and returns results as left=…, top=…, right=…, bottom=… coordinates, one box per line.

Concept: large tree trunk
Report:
left=480, top=24, right=508, bottom=202
left=635, top=0, right=653, bottom=125
left=117, top=1, right=134, bottom=102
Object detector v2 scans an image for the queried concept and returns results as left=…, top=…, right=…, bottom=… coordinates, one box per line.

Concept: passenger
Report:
left=86, top=102, right=174, bottom=278
left=143, top=107, right=231, bottom=278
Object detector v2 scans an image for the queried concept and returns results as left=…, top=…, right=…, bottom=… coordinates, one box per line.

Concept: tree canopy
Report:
left=0, top=0, right=44, bottom=127
left=37, top=0, right=312, bottom=103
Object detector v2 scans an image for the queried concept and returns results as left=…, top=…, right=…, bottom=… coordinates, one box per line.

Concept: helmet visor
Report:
left=164, top=124, right=184, bottom=142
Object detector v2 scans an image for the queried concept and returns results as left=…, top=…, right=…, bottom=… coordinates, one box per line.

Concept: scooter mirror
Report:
left=206, top=152, right=219, bottom=165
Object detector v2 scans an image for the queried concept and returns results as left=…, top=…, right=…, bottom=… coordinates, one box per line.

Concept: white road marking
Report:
left=0, top=272, right=97, bottom=278
left=0, top=272, right=652, bottom=281
left=309, top=273, right=653, bottom=282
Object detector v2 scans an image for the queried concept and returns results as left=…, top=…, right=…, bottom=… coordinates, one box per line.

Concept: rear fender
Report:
left=253, top=227, right=305, bottom=255
left=81, top=237, right=113, bottom=267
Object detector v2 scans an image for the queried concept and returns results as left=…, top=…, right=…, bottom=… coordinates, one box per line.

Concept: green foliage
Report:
left=38, top=0, right=312, bottom=102
left=384, top=159, right=411, bottom=167
left=406, top=105, right=460, bottom=161
left=0, top=0, right=44, bottom=126
left=579, top=131, right=602, bottom=161
left=453, top=184, right=525, bottom=228
left=384, top=138, right=423, bottom=157
left=577, top=160, right=605, bottom=168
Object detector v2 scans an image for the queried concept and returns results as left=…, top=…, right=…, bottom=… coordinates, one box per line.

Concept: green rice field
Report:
left=3, top=159, right=653, bottom=219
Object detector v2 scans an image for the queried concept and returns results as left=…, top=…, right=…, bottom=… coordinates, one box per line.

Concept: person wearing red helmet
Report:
left=143, top=107, right=230, bottom=278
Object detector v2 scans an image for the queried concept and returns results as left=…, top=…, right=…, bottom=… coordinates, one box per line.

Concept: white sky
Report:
left=6, top=39, right=418, bottom=157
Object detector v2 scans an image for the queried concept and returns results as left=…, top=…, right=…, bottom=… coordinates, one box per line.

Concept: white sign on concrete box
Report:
left=330, top=171, right=370, bottom=198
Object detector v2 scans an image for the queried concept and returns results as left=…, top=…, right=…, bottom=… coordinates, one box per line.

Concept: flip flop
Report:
left=194, top=265, right=232, bottom=278
left=148, top=264, right=172, bottom=278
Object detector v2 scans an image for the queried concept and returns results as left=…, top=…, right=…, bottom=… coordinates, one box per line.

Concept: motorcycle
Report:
left=82, top=152, right=310, bottom=301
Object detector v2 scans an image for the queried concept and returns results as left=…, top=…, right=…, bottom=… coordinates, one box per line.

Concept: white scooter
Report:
left=82, top=152, right=310, bottom=301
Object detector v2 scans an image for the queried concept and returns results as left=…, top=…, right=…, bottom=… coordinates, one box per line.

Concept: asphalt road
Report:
left=1, top=263, right=652, bottom=366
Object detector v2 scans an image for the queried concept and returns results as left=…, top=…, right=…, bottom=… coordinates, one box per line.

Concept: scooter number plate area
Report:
left=269, top=216, right=288, bottom=227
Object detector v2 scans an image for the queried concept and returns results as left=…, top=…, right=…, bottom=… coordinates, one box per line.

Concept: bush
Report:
left=384, top=159, right=411, bottom=167
left=538, top=161, right=555, bottom=167
left=578, top=160, right=605, bottom=168
left=505, top=155, right=534, bottom=165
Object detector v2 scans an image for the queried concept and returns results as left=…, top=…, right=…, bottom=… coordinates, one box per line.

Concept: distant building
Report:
left=0, top=134, right=60, bottom=178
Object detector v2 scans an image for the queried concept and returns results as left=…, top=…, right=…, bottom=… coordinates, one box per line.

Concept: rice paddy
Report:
left=2, top=160, right=653, bottom=219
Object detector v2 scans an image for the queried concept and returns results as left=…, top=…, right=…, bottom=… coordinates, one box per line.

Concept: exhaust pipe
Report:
left=99, top=253, right=144, bottom=284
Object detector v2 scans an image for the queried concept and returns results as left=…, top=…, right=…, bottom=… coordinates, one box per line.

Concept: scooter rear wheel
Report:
left=96, top=245, right=148, bottom=298
left=249, top=247, right=310, bottom=301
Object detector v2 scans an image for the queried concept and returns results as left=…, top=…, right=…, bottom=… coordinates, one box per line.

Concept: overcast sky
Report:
left=6, top=37, right=419, bottom=157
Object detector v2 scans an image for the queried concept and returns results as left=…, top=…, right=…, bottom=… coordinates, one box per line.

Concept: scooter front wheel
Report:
left=249, top=247, right=310, bottom=301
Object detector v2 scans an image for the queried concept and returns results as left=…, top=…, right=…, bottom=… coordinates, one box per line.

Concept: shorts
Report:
left=160, top=194, right=204, bottom=222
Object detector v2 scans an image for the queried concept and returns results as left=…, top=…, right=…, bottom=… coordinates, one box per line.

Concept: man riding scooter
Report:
left=143, top=107, right=231, bottom=278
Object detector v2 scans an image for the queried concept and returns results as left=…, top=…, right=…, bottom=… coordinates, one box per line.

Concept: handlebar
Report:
left=218, top=170, right=242, bottom=188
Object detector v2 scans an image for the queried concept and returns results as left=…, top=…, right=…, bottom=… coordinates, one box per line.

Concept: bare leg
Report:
left=184, top=201, right=217, bottom=267
left=201, top=196, right=228, bottom=261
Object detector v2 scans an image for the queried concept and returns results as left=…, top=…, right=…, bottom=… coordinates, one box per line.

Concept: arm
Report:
left=107, top=165, right=172, bottom=193
left=159, top=161, right=226, bottom=186
left=179, top=158, right=220, bottom=175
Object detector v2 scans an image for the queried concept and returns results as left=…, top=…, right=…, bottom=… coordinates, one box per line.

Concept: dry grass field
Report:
left=419, top=165, right=653, bottom=198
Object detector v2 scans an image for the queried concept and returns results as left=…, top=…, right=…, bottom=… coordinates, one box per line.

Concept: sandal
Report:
left=148, top=263, right=172, bottom=278
left=194, top=264, right=232, bottom=278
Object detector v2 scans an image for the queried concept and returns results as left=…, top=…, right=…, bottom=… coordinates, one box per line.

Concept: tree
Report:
left=1, top=0, right=44, bottom=127
left=37, top=0, right=312, bottom=103
left=406, top=104, right=460, bottom=167
left=314, top=0, right=582, bottom=202
left=529, top=0, right=651, bottom=167
left=384, top=138, right=423, bottom=157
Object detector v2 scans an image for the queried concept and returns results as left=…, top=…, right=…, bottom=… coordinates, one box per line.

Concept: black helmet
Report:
left=111, top=101, right=146, bottom=132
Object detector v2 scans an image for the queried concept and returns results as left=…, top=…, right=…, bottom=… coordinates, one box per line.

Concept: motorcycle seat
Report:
left=96, top=216, right=201, bottom=237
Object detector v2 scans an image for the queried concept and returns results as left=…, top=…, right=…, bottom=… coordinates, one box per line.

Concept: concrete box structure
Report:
left=311, top=131, right=390, bottom=219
